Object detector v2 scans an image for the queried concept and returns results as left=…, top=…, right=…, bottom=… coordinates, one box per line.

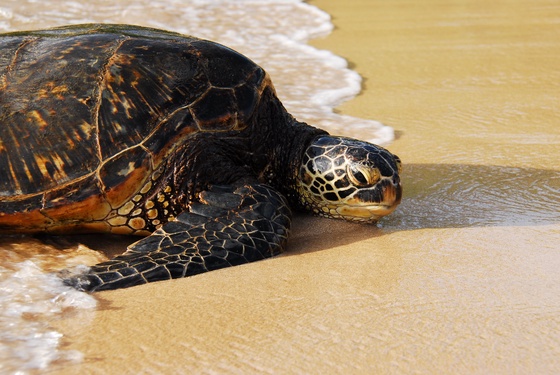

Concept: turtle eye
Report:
left=347, top=164, right=380, bottom=187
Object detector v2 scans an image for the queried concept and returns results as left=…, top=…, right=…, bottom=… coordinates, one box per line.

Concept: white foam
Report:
left=0, top=256, right=97, bottom=373
left=0, top=0, right=394, bottom=371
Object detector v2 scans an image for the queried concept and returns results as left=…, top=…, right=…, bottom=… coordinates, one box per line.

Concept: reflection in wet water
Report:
left=386, top=164, right=560, bottom=229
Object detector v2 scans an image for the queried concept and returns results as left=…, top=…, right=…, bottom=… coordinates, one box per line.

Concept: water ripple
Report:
left=386, top=164, right=560, bottom=229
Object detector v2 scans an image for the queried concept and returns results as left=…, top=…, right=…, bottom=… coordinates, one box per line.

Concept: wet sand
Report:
left=51, top=0, right=560, bottom=373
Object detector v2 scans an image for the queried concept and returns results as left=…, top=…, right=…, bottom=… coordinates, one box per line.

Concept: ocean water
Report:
left=0, top=0, right=393, bottom=372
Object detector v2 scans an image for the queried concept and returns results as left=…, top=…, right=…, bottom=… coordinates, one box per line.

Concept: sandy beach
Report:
left=41, top=0, right=560, bottom=373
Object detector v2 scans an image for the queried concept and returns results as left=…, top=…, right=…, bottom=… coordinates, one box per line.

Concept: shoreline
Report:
left=51, top=0, right=560, bottom=373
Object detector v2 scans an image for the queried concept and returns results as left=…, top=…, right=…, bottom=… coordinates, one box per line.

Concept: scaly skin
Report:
left=64, top=184, right=292, bottom=291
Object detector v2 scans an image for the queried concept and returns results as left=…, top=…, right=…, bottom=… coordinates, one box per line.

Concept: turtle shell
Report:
left=0, top=24, right=269, bottom=232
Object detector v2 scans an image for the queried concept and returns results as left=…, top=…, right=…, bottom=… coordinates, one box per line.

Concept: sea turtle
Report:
left=0, top=24, right=402, bottom=292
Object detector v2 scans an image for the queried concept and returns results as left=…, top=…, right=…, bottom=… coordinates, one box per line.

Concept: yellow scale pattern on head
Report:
left=299, top=152, right=352, bottom=215
left=297, top=137, right=402, bottom=224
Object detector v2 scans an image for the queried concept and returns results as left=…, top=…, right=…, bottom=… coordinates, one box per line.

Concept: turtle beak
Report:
left=339, top=180, right=402, bottom=221
left=337, top=203, right=398, bottom=221
left=382, top=180, right=402, bottom=209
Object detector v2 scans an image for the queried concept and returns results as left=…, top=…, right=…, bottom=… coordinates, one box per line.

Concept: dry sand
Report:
left=51, top=0, right=560, bottom=373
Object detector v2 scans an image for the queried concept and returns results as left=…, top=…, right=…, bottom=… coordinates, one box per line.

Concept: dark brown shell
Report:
left=0, top=24, right=269, bottom=230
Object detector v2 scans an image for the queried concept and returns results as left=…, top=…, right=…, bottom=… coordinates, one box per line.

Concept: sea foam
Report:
left=0, top=243, right=99, bottom=374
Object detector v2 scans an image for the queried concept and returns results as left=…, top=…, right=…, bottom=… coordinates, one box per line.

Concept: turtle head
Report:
left=295, top=135, right=402, bottom=223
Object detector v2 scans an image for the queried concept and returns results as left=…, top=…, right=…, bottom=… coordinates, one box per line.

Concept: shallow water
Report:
left=303, top=2, right=560, bottom=372
left=0, top=0, right=393, bottom=372
left=388, top=164, right=560, bottom=230
left=2, top=0, right=560, bottom=373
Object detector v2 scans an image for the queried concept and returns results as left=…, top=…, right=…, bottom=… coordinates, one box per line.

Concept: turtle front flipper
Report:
left=64, top=184, right=292, bottom=292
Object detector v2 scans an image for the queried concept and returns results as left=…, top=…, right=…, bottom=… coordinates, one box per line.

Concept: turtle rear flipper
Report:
left=63, top=184, right=292, bottom=292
